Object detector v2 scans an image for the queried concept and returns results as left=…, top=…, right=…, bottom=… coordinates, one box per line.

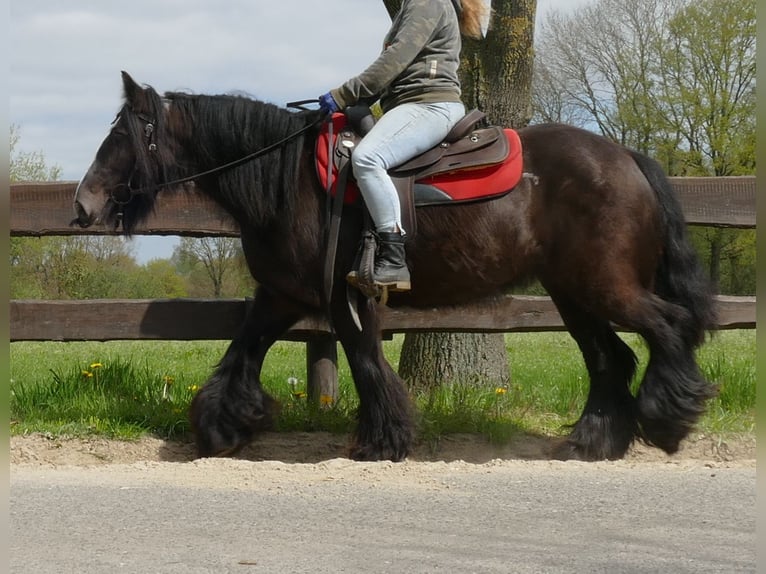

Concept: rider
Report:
left=319, top=0, right=487, bottom=292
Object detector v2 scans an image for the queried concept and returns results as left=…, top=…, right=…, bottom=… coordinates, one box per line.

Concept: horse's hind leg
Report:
left=629, top=295, right=716, bottom=453
left=553, top=287, right=714, bottom=459
left=332, top=294, right=415, bottom=461
left=190, top=288, right=307, bottom=458
left=549, top=295, right=640, bottom=461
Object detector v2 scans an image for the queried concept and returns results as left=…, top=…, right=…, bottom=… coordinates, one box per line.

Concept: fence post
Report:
left=306, top=334, right=339, bottom=405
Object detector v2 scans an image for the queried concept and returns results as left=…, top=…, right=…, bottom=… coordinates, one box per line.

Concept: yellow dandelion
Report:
left=187, top=384, right=199, bottom=392
left=82, top=370, right=93, bottom=378
left=163, top=375, right=175, bottom=385
left=320, top=395, right=334, bottom=406
left=90, top=362, right=103, bottom=369
left=293, top=391, right=307, bottom=399
left=495, top=387, right=508, bottom=395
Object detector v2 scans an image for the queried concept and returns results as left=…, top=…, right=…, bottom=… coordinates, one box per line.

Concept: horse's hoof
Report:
left=550, top=439, right=607, bottom=461
left=349, top=442, right=408, bottom=462
left=639, top=432, right=682, bottom=455
left=637, top=419, right=684, bottom=455
left=192, top=428, right=250, bottom=459
left=550, top=439, right=586, bottom=461
left=190, top=394, right=279, bottom=459
left=207, top=444, right=246, bottom=459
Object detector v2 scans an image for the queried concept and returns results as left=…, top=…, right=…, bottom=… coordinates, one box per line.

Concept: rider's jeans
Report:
left=351, top=101, right=466, bottom=234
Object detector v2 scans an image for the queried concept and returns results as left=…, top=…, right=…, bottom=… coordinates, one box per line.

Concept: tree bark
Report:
left=459, top=0, right=537, bottom=128
left=398, top=331, right=510, bottom=391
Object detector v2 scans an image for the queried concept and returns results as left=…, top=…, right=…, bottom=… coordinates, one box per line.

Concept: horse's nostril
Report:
left=72, top=201, right=93, bottom=228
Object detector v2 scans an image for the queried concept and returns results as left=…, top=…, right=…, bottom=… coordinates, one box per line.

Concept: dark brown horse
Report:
left=73, top=72, right=717, bottom=461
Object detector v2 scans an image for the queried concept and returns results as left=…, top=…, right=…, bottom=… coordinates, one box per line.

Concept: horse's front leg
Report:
left=333, top=293, right=415, bottom=461
left=190, top=288, right=307, bottom=458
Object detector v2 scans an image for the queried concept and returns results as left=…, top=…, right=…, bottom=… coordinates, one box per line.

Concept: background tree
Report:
left=533, top=0, right=755, bottom=294
left=656, top=0, right=755, bottom=177
left=10, top=232, right=187, bottom=299
left=533, top=0, right=677, bottom=151
left=657, top=0, right=755, bottom=293
left=10, top=124, right=63, bottom=182
left=136, top=260, right=188, bottom=298
left=174, top=237, right=254, bottom=298
left=381, top=0, right=536, bottom=391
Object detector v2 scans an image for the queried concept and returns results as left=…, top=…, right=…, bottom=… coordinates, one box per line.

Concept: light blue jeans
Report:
left=351, top=101, right=466, bottom=234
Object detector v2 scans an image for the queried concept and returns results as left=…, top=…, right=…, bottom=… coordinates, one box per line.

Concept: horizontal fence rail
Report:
left=9, top=295, right=756, bottom=342
left=10, top=178, right=756, bottom=398
left=10, top=177, right=757, bottom=236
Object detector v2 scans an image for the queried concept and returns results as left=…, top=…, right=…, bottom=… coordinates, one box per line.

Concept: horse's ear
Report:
left=121, top=71, right=143, bottom=104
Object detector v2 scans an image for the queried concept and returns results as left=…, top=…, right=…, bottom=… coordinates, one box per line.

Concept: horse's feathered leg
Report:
left=189, top=287, right=307, bottom=458
left=628, top=294, right=716, bottom=453
left=547, top=293, right=639, bottom=461
left=332, top=294, right=415, bottom=461
left=551, top=278, right=714, bottom=458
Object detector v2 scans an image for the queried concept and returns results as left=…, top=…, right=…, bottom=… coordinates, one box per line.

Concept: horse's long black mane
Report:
left=123, top=82, right=323, bottom=229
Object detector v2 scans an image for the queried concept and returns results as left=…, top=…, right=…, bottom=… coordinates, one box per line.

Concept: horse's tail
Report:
left=629, top=150, right=717, bottom=348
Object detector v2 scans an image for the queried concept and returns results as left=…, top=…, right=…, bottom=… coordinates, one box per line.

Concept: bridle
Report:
left=110, top=103, right=326, bottom=207
left=105, top=111, right=159, bottom=206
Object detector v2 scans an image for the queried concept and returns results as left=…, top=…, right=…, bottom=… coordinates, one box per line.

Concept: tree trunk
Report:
left=460, top=0, right=537, bottom=128
left=399, top=332, right=510, bottom=391
left=380, top=0, right=537, bottom=391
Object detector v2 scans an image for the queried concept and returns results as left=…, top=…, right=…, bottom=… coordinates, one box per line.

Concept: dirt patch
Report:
left=10, top=430, right=756, bottom=469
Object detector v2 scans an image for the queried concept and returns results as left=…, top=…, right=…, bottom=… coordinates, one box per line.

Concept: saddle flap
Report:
left=390, top=126, right=508, bottom=179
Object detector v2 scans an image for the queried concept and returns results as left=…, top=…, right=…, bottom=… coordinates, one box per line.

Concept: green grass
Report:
left=9, top=331, right=755, bottom=443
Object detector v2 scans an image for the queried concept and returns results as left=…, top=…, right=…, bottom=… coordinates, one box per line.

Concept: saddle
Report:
left=316, top=107, right=523, bottom=236
left=316, top=106, right=524, bottom=309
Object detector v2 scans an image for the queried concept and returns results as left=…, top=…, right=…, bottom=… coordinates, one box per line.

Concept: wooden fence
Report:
left=10, top=178, right=757, bottom=398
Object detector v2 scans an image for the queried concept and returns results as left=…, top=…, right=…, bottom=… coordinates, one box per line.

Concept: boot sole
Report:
left=346, top=273, right=410, bottom=293
left=376, top=280, right=411, bottom=292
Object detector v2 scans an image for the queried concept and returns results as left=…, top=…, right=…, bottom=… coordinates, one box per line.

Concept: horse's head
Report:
left=73, top=71, right=171, bottom=234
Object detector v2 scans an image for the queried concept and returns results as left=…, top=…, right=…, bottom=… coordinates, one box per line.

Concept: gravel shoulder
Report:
left=10, top=430, right=756, bottom=471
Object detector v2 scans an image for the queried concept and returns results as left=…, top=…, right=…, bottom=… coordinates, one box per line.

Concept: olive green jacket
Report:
left=330, top=0, right=462, bottom=112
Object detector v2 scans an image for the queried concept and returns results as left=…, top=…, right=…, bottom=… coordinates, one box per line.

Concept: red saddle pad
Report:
left=316, top=114, right=524, bottom=206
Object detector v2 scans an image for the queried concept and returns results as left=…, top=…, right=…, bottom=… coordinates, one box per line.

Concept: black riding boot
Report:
left=347, top=231, right=411, bottom=293
left=372, top=231, right=411, bottom=292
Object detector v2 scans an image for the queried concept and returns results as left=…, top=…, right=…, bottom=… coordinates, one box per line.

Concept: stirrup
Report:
left=346, top=269, right=410, bottom=293
left=373, top=276, right=411, bottom=292
left=346, top=271, right=391, bottom=304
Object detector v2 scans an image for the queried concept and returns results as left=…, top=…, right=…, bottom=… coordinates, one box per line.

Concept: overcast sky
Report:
left=10, top=0, right=590, bottom=261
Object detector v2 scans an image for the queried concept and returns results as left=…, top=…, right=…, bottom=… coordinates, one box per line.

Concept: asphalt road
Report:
left=10, top=459, right=756, bottom=573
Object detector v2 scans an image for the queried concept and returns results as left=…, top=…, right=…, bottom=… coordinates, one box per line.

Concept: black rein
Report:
left=122, top=107, right=326, bottom=200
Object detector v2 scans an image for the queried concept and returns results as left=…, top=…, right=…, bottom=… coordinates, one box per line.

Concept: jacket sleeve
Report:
left=330, top=1, right=442, bottom=109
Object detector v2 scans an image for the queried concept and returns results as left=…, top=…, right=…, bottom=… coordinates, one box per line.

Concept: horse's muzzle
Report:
left=71, top=200, right=95, bottom=228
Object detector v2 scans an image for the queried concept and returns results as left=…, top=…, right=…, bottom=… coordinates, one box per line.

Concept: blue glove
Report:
left=318, top=92, right=339, bottom=114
